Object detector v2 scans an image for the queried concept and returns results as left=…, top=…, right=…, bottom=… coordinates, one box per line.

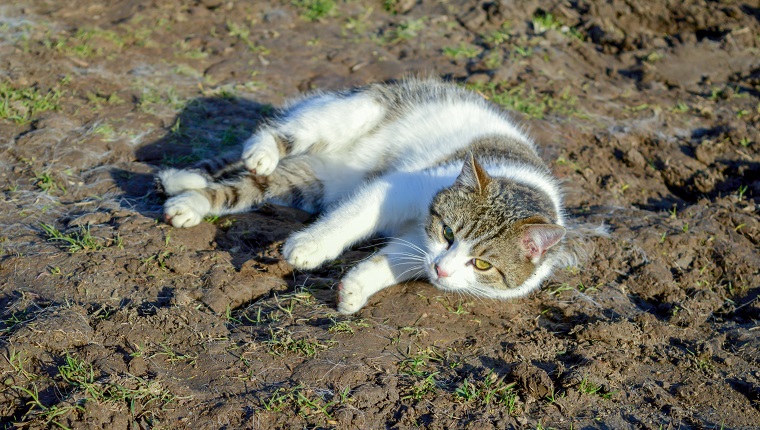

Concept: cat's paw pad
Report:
left=283, top=231, right=336, bottom=270
left=337, top=280, right=369, bottom=315
left=164, top=192, right=211, bottom=228
left=242, top=132, right=280, bottom=176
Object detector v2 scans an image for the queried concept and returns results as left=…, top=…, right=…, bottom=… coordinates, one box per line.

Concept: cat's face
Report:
left=422, top=156, right=565, bottom=297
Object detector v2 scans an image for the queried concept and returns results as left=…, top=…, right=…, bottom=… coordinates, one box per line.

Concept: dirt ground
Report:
left=1, top=0, right=759, bottom=428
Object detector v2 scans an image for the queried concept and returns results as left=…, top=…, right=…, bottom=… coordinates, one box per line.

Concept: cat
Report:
left=156, top=78, right=568, bottom=314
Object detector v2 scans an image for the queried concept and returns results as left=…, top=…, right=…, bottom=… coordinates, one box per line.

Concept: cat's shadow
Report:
left=111, top=95, right=271, bottom=212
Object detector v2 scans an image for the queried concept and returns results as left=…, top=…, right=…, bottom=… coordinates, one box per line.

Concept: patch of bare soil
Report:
left=1, top=0, right=758, bottom=428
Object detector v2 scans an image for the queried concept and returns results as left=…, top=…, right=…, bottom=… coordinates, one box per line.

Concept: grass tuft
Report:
left=33, top=172, right=64, bottom=193
left=262, top=383, right=349, bottom=420
left=293, top=0, right=336, bottom=21
left=0, top=80, right=63, bottom=124
left=40, top=223, right=103, bottom=253
left=532, top=12, right=584, bottom=41
left=264, top=328, right=333, bottom=357
left=57, top=353, right=181, bottom=409
left=443, top=43, right=481, bottom=60
left=467, top=81, right=580, bottom=119
left=453, top=372, right=519, bottom=413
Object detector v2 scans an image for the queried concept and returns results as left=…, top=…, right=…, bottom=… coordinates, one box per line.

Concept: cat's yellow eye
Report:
left=442, top=225, right=454, bottom=244
left=472, top=258, right=492, bottom=270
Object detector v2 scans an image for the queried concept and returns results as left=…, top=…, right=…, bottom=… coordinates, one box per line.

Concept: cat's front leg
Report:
left=283, top=172, right=446, bottom=269
left=337, top=233, right=427, bottom=314
left=283, top=187, right=383, bottom=270
left=337, top=256, right=396, bottom=314
left=283, top=221, right=358, bottom=269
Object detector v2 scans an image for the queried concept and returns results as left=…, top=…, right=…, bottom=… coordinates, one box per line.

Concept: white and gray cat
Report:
left=157, top=79, right=567, bottom=314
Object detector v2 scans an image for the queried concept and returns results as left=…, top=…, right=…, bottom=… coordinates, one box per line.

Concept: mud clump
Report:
left=512, top=362, right=554, bottom=399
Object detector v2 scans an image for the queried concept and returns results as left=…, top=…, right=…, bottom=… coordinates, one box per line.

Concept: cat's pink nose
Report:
left=435, top=264, right=449, bottom=278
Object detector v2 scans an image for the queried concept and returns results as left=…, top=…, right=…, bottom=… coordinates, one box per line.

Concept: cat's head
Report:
left=423, top=154, right=565, bottom=298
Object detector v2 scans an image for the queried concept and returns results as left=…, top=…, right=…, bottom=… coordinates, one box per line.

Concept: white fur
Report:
left=164, top=191, right=210, bottom=228
left=158, top=168, right=209, bottom=196
left=283, top=93, right=386, bottom=154
left=317, top=99, right=530, bottom=177
left=242, top=130, right=280, bottom=175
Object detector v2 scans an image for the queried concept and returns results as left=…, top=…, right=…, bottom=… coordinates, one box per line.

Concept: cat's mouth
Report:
left=426, top=264, right=462, bottom=291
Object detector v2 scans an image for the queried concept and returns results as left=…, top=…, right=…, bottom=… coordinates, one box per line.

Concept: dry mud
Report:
left=1, top=1, right=759, bottom=429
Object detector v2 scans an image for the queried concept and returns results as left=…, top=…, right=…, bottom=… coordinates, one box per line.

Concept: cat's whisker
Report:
left=395, top=265, right=426, bottom=281
left=388, top=261, right=422, bottom=270
left=388, top=257, right=425, bottom=267
left=383, top=251, right=426, bottom=260
left=384, top=236, right=429, bottom=256
left=387, top=259, right=420, bottom=268
left=464, top=289, right=479, bottom=301
left=385, top=249, right=428, bottom=262
left=409, top=269, right=425, bottom=281
left=473, top=287, right=494, bottom=300
left=396, top=265, right=424, bottom=278
left=384, top=257, right=427, bottom=265
left=400, top=269, right=426, bottom=289
left=466, top=288, right=489, bottom=304
left=386, top=257, right=426, bottom=266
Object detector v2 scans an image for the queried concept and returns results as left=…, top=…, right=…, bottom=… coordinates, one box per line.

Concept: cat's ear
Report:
left=455, top=152, right=491, bottom=194
left=519, top=223, right=566, bottom=264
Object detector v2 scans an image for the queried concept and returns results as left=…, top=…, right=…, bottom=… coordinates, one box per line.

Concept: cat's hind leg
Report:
left=156, top=152, right=244, bottom=197
left=164, top=156, right=324, bottom=228
left=156, top=168, right=209, bottom=197
left=337, top=232, right=428, bottom=314
left=164, top=190, right=212, bottom=228
left=242, top=90, right=386, bottom=174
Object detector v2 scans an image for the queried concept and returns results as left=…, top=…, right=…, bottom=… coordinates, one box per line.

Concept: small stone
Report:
left=264, top=9, right=294, bottom=24
left=458, top=7, right=486, bottom=31
left=128, top=356, right=148, bottom=376
left=694, top=144, right=715, bottom=165
left=465, top=73, right=490, bottom=85
left=171, top=290, right=196, bottom=307
left=69, top=212, right=113, bottom=227
left=624, top=148, right=647, bottom=168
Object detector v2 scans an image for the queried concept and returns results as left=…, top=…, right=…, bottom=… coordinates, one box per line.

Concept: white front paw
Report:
left=164, top=191, right=210, bottom=228
left=283, top=231, right=339, bottom=270
left=337, top=280, right=369, bottom=315
left=242, top=131, right=280, bottom=176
